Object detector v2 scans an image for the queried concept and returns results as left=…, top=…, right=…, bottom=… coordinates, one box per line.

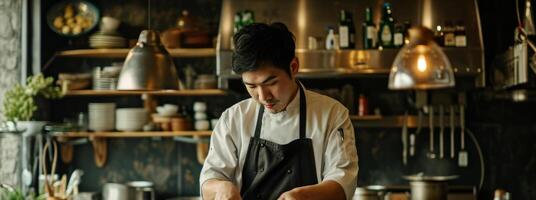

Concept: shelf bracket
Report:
left=60, top=143, right=74, bottom=164
left=91, top=137, right=107, bottom=168
left=174, top=136, right=210, bottom=164
left=56, top=137, right=89, bottom=164
left=195, top=136, right=209, bottom=165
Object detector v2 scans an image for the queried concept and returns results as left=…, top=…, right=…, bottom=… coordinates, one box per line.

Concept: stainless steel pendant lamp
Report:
left=117, top=0, right=179, bottom=90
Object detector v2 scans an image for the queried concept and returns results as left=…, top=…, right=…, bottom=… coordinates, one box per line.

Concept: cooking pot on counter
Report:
left=127, top=181, right=155, bottom=200
left=403, top=174, right=458, bottom=200
left=352, top=187, right=382, bottom=200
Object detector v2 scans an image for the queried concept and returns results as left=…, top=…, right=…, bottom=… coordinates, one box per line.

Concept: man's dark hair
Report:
left=232, top=22, right=295, bottom=76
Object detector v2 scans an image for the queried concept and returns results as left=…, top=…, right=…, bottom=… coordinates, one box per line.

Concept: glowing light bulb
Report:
left=417, top=55, right=427, bottom=72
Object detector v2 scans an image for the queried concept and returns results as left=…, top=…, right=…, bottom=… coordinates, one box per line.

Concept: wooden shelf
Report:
left=351, top=115, right=461, bottom=128
left=57, top=131, right=212, bottom=138
left=56, top=48, right=216, bottom=58
left=55, top=130, right=212, bottom=167
left=63, top=89, right=226, bottom=96
left=350, top=115, right=383, bottom=120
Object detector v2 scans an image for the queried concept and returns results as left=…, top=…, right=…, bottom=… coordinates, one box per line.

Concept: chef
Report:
left=200, top=22, right=358, bottom=200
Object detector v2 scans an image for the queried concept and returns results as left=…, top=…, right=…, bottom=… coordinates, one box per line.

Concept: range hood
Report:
left=216, top=0, right=485, bottom=88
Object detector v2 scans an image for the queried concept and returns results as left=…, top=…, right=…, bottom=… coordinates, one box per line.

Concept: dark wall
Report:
left=472, top=0, right=536, bottom=199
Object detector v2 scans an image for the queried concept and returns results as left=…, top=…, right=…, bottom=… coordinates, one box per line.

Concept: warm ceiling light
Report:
left=388, top=26, right=455, bottom=90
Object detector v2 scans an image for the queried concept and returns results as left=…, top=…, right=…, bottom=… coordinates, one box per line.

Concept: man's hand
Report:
left=278, top=188, right=306, bottom=200
left=277, top=180, right=346, bottom=200
left=202, top=179, right=242, bottom=200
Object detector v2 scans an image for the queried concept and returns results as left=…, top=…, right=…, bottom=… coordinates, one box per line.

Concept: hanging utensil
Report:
left=41, top=139, right=59, bottom=198
left=66, top=169, right=84, bottom=197
left=402, top=111, right=408, bottom=165
left=439, top=105, right=444, bottom=159
left=427, top=106, right=436, bottom=159
left=450, top=105, right=456, bottom=159
left=458, top=104, right=468, bottom=167
left=410, top=109, right=423, bottom=157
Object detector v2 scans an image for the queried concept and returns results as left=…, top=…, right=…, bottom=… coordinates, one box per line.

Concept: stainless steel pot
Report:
left=409, top=181, right=448, bottom=200
left=126, top=181, right=155, bottom=200
left=102, top=183, right=128, bottom=200
left=352, top=187, right=381, bottom=200
left=404, top=175, right=458, bottom=200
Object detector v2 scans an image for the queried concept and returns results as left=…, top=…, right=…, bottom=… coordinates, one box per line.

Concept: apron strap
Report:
left=253, top=82, right=307, bottom=139
left=254, top=104, right=265, bottom=138
left=298, top=83, right=306, bottom=139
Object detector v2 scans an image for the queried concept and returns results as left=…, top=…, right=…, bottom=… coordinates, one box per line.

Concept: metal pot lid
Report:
left=354, top=187, right=379, bottom=195
left=365, top=185, right=387, bottom=191
left=403, top=173, right=459, bottom=182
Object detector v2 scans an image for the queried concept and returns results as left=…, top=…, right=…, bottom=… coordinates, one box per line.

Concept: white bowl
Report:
left=156, top=105, right=178, bottom=117
left=211, top=118, right=219, bottom=129
left=100, top=16, right=120, bottom=33
left=194, top=112, right=207, bottom=120
left=163, top=104, right=178, bottom=113
left=195, top=120, right=210, bottom=131
left=193, top=102, right=207, bottom=112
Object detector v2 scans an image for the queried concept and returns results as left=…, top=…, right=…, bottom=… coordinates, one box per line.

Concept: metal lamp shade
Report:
left=388, top=26, right=455, bottom=90
left=117, top=30, right=179, bottom=90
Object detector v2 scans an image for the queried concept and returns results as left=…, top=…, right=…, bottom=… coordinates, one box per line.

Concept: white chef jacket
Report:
left=200, top=86, right=358, bottom=199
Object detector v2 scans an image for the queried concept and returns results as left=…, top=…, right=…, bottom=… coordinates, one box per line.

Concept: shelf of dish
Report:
left=56, top=48, right=216, bottom=58
left=63, top=89, right=226, bottom=96
left=55, top=130, right=212, bottom=138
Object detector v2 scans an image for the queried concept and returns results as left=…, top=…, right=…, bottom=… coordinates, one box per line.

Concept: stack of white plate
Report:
left=89, top=103, right=115, bottom=131
left=89, top=31, right=126, bottom=48
left=93, top=77, right=117, bottom=90
left=93, top=66, right=120, bottom=90
left=116, top=108, right=148, bottom=131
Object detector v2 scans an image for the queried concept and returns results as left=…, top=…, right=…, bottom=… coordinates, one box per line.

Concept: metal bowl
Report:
left=46, top=0, right=100, bottom=37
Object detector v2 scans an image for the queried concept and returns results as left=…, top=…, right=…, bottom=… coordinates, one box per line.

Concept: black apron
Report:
left=240, top=84, right=318, bottom=200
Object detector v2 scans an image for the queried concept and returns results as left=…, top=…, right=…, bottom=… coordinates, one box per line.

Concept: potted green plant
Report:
left=0, top=185, right=24, bottom=200
left=0, top=184, right=46, bottom=200
left=1, top=74, right=63, bottom=134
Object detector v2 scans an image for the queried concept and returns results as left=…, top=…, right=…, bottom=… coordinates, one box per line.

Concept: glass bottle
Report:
left=326, top=27, right=336, bottom=50
left=434, top=25, right=444, bottom=46
left=378, top=2, right=395, bottom=48
left=347, top=12, right=356, bottom=49
left=233, top=11, right=243, bottom=34
left=241, top=10, right=255, bottom=27
left=339, top=10, right=350, bottom=49
left=455, top=21, right=467, bottom=47
left=358, top=94, right=368, bottom=116
left=362, top=7, right=376, bottom=49
left=403, top=21, right=411, bottom=45
left=443, top=21, right=456, bottom=47
left=393, top=23, right=404, bottom=47
left=524, top=0, right=536, bottom=39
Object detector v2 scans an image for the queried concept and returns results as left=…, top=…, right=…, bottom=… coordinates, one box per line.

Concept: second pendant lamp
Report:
left=117, top=0, right=179, bottom=90
left=117, top=30, right=179, bottom=90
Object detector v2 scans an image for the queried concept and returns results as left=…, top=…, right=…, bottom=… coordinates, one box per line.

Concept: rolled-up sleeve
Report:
left=199, top=110, right=239, bottom=187
left=322, top=109, right=358, bottom=200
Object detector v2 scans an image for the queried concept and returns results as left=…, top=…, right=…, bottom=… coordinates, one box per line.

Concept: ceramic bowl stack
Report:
left=116, top=108, right=148, bottom=131
left=89, top=17, right=126, bottom=48
left=89, top=103, right=115, bottom=131
left=193, top=102, right=209, bottom=131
